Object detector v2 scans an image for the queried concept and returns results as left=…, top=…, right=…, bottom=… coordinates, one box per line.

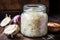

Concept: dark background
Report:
left=0, top=0, right=49, bottom=12
left=0, top=0, right=59, bottom=15
left=49, top=0, right=60, bottom=23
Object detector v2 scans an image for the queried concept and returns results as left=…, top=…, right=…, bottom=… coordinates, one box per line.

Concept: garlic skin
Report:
left=3, top=24, right=19, bottom=35
left=12, top=15, right=20, bottom=24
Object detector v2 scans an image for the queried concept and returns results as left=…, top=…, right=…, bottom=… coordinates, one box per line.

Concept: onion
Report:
left=3, top=24, right=19, bottom=35
left=48, top=22, right=60, bottom=32
left=0, top=24, right=19, bottom=38
left=0, top=14, right=11, bottom=27
left=12, top=15, right=20, bottom=25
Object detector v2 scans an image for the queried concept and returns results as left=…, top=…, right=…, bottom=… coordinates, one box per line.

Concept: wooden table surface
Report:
left=0, top=25, right=60, bottom=40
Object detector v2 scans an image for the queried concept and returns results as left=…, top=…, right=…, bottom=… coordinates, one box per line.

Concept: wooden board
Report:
left=0, top=27, right=60, bottom=40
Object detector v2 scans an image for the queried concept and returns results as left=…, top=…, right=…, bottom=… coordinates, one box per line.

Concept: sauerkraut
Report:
left=21, top=8, right=48, bottom=37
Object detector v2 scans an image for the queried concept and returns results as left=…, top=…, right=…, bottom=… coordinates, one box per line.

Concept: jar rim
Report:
left=23, top=4, right=46, bottom=12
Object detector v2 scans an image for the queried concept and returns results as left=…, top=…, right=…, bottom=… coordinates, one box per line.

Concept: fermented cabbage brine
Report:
left=21, top=4, right=48, bottom=37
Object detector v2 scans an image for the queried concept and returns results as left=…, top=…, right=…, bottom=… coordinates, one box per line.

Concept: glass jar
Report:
left=21, top=4, right=48, bottom=37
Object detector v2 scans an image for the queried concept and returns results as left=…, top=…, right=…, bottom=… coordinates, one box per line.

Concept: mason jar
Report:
left=21, top=4, right=48, bottom=37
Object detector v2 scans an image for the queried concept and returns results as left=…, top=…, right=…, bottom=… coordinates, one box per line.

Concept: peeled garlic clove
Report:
left=0, top=14, right=11, bottom=27
left=3, top=24, right=19, bottom=35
